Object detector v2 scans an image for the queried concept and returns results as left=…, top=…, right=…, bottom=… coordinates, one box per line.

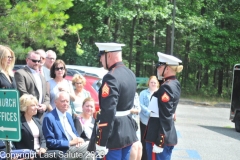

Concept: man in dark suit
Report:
left=42, top=91, right=93, bottom=160
left=14, top=51, right=50, bottom=119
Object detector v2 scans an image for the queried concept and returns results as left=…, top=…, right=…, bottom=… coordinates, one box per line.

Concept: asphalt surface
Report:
left=172, top=101, right=239, bottom=160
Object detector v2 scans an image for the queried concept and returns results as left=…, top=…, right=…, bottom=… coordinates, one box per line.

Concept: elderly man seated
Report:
left=42, top=91, right=94, bottom=160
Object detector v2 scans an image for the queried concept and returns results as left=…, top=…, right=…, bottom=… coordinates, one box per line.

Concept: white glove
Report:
left=152, top=144, right=163, bottom=153
left=96, top=144, right=109, bottom=158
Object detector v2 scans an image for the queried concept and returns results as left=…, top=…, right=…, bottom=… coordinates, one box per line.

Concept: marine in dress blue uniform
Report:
left=88, top=43, right=138, bottom=160
left=144, top=52, right=183, bottom=160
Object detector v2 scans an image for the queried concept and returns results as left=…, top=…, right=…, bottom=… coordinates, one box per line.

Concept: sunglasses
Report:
left=55, top=67, right=64, bottom=71
left=28, top=58, right=40, bottom=63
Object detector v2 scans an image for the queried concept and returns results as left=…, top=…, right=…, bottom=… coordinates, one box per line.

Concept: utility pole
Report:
left=170, top=0, right=176, bottom=55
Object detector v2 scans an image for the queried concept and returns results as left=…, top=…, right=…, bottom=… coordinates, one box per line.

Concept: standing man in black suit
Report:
left=88, top=43, right=138, bottom=160
left=14, top=51, right=50, bottom=119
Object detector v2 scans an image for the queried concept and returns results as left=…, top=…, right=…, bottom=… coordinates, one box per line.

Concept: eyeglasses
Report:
left=55, top=67, right=64, bottom=71
left=7, top=56, right=13, bottom=60
left=28, top=58, right=40, bottom=63
left=46, top=57, right=56, bottom=61
left=76, top=82, right=83, bottom=85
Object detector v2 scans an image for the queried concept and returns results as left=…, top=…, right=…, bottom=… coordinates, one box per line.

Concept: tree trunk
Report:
left=165, top=25, right=171, bottom=54
left=135, top=18, right=143, bottom=77
left=113, top=20, right=119, bottom=42
left=218, top=69, right=223, bottom=95
left=183, top=38, right=190, bottom=87
left=152, top=20, right=156, bottom=75
left=129, top=16, right=137, bottom=69
left=213, top=70, right=217, bottom=87
left=226, top=66, right=230, bottom=88
left=202, top=66, right=209, bottom=85
left=217, top=1, right=225, bottom=95
left=104, top=0, right=112, bottom=37
left=196, top=65, right=202, bottom=91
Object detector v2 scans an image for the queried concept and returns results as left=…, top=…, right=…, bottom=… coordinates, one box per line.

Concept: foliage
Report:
left=0, top=0, right=82, bottom=58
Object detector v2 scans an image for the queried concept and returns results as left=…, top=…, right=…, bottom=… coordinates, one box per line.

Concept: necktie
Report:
left=63, top=115, right=77, bottom=141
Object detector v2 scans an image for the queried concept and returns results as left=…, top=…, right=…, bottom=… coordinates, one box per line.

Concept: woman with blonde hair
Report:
left=72, top=74, right=91, bottom=115
left=145, top=52, right=183, bottom=160
left=139, top=75, right=159, bottom=160
left=0, top=45, right=16, bottom=89
left=13, top=94, right=63, bottom=160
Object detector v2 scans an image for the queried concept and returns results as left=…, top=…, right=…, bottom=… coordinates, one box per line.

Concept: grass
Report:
left=181, top=92, right=231, bottom=105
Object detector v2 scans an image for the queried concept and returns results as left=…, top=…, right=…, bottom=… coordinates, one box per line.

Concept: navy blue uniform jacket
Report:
left=94, top=62, right=138, bottom=149
left=145, top=76, right=181, bottom=147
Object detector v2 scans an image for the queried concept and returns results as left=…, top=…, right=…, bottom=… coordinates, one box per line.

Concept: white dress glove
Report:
left=96, top=144, right=109, bottom=158
left=152, top=144, right=164, bottom=153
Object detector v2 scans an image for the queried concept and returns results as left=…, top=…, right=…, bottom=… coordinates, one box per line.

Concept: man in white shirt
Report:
left=42, top=91, right=94, bottom=160
left=45, top=50, right=57, bottom=69
left=36, top=49, right=52, bottom=81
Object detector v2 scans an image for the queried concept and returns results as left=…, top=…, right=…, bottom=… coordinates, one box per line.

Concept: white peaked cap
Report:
left=157, top=52, right=182, bottom=66
left=95, top=43, right=125, bottom=52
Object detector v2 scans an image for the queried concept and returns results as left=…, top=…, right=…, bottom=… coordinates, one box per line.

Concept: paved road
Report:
left=172, top=104, right=240, bottom=160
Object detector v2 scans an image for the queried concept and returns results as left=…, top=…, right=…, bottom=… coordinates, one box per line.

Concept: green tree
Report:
left=0, top=0, right=82, bottom=58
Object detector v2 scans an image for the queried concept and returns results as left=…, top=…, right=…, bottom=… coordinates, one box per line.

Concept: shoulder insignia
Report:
left=102, top=82, right=110, bottom=97
left=161, top=92, right=170, bottom=102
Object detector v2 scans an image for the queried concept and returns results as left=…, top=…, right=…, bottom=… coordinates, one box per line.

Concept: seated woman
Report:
left=13, top=94, right=64, bottom=160
left=74, top=97, right=95, bottom=141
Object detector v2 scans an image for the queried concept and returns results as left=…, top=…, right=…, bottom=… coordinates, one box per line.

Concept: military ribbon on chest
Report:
left=102, top=82, right=110, bottom=97
left=161, top=92, right=170, bottom=102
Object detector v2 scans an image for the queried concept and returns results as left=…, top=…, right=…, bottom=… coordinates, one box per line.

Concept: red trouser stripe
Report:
left=151, top=142, right=156, bottom=160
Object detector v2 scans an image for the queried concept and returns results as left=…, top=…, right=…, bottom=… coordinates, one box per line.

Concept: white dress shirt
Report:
left=27, top=66, right=43, bottom=104
left=56, top=108, right=77, bottom=141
